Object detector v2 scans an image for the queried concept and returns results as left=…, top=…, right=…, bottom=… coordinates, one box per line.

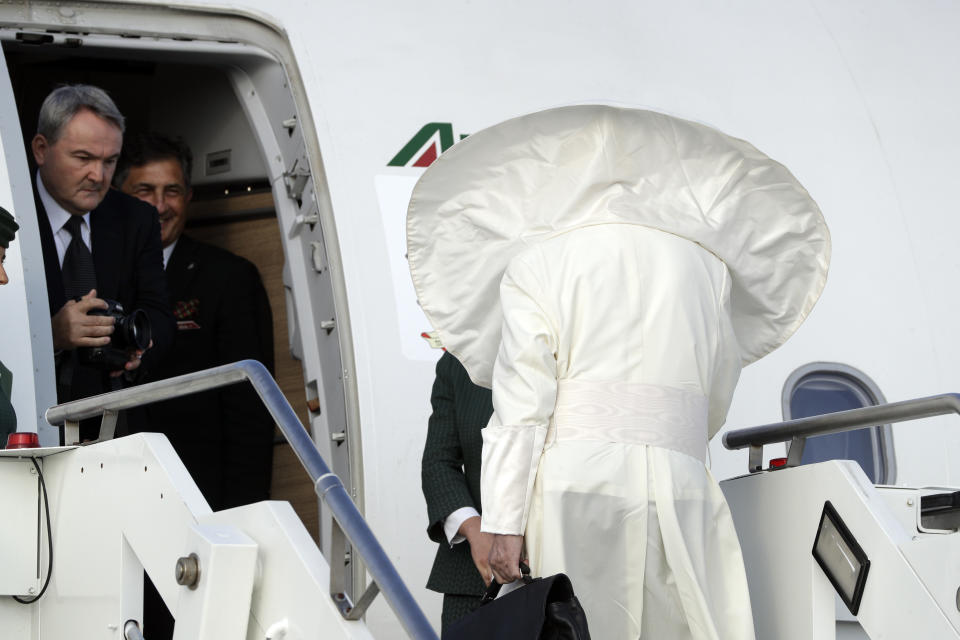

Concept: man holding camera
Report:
left=32, top=84, right=174, bottom=441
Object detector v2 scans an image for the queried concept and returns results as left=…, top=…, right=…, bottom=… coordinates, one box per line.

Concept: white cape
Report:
left=407, top=105, right=830, bottom=389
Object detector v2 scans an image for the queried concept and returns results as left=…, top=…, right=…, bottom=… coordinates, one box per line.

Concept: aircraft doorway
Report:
left=0, top=36, right=336, bottom=543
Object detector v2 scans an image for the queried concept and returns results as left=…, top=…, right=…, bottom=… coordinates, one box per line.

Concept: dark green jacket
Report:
left=0, top=360, right=15, bottom=444
left=421, top=352, right=493, bottom=596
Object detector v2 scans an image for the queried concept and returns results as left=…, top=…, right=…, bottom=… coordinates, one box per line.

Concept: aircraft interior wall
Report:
left=1, top=39, right=320, bottom=540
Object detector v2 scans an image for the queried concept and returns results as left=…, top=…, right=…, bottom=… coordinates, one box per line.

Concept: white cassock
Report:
left=406, top=105, right=831, bottom=639
left=481, top=224, right=749, bottom=638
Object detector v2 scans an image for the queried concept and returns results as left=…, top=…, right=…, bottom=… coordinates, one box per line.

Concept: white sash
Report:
left=548, top=380, right=708, bottom=462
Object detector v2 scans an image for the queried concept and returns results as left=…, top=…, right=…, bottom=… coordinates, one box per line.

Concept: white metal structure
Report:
left=724, top=461, right=960, bottom=639
left=723, top=395, right=960, bottom=639
left=0, top=435, right=376, bottom=640
left=1, top=362, right=435, bottom=639
left=1, top=1, right=960, bottom=637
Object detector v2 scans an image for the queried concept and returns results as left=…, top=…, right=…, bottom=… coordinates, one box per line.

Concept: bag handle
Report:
left=480, top=561, right=533, bottom=603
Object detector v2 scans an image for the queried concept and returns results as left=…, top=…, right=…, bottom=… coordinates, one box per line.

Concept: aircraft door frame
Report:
left=0, top=45, right=58, bottom=445
left=226, top=61, right=360, bottom=596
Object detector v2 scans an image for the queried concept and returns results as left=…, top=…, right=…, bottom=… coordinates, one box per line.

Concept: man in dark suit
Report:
left=421, top=350, right=495, bottom=629
left=31, top=85, right=174, bottom=441
left=116, top=132, right=275, bottom=511
left=117, top=132, right=274, bottom=640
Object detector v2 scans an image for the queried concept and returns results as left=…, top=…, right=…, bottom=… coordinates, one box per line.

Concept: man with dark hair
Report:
left=31, top=84, right=174, bottom=441
left=117, top=131, right=274, bottom=640
left=117, top=131, right=275, bottom=510
left=113, top=133, right=194, bottom=251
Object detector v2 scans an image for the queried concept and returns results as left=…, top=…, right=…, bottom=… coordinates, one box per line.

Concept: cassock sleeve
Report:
left=480, top=253, right=557, bottom=535
left=707, top=266, right=742, bottom=439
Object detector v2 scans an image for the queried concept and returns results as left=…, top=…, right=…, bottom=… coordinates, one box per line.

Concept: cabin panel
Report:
left=0, top=42, right=57, bottom=443
left=0, top=18, right=349, bottom=556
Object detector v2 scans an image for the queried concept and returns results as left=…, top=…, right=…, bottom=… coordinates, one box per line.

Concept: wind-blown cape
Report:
left=407, top=105, right=830, bottom=388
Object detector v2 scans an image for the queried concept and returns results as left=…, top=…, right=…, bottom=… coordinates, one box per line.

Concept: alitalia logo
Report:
left=388, top=123, right=469, bottom=167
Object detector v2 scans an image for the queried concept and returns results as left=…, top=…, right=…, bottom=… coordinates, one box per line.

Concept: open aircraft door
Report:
left=0, top=0, right=368, bottom=606
left=0, top=49, right=57, bottom=445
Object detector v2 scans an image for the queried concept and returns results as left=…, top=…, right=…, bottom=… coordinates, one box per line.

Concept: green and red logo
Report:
left=388, top=123, right=469, bottom=167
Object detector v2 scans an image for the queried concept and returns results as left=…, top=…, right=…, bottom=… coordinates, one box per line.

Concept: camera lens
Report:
left=119, top=308, right=152, bottom=351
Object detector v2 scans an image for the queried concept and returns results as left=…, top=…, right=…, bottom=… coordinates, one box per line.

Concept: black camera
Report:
left=77, top=299, right=152, bottom=370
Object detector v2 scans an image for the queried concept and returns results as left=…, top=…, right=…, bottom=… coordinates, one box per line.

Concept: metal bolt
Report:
left=907, top=498, right=915, bottom=506
left=29, top=467, right=37, bottom=475
left=175, top=553, right=200, bottom=590
left=123, top=620, right=142, bottom=639
left=27, top=587, right=35, bottom=594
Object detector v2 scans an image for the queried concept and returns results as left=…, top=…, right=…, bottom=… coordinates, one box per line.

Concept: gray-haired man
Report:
left=31, top=84, right=174, bottom=440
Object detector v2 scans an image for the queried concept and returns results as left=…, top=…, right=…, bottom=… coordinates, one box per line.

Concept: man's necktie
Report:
left=61, top=215, right=97, bottom=300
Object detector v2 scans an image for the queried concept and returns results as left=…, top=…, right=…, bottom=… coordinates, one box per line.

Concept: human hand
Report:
left=459, top=516, right=494, bottom=586
left=488, top=533, right=524, bottom=584
left=51, top=289, right=112, bottom=350
left=110, top=339, right=152, bottom=377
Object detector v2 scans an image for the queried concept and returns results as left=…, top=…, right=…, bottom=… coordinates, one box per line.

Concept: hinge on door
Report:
left=311, top=241, right=327, bottom=273
left=295, top=211, right=319, bottom=227
left=283, top=158, right=310, bottom=201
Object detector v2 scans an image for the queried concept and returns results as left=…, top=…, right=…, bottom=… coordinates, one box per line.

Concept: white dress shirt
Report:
left=443, top=506, right=480, bottom=546
left=162, top=239, right=177, bottom=269
left=37, top=171, right=91, bottom=266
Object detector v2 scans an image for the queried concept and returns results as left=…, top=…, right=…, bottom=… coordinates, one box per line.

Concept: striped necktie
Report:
left=61, top=215, right=97, bottom=300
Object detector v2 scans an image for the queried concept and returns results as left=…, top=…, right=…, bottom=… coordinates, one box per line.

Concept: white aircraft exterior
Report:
left=1, top=1, right=960, bottom=637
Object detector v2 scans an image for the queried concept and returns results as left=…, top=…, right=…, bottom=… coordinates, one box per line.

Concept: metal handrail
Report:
left=45, top=360, right=438, bottom=640
left=722, top=392, right=960, bottom=473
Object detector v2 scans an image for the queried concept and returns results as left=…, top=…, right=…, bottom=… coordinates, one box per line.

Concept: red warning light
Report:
left=6, top=432, right=40, bottom=449
left=769, top=457, right=788, bottom=469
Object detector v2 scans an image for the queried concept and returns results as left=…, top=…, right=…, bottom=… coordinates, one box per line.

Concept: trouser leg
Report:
left=441, top=592, right=482, bottom=631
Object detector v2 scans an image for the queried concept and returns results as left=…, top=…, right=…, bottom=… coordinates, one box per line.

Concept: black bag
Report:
left=443, top=564, right=591, bottom=640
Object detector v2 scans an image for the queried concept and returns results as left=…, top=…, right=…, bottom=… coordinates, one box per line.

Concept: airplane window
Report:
left=783, top=364, right=895, bottom=484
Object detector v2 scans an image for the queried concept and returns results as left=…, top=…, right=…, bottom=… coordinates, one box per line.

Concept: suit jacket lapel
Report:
left=164, top=235, right=198, bottom=305
left=33, top=183, right=66, bottom=315
left=90, top=198, right=122, bottom=301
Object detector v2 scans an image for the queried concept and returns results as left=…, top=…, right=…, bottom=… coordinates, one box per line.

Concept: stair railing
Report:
left=45, top=359, right=438, bottom=640
left=723, top=392, right=960, bottom=473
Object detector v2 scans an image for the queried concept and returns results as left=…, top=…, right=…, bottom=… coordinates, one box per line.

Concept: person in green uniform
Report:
left=421, top=351, right=494, bottom=629
left=0, top=205, right=20, bottom=443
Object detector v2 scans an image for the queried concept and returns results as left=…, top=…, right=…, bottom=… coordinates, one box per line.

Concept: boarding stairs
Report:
left=3, top=360, right=960, bottom=638
left=0, top=361, right=437, bottom=640
left=721, top=395, right=960, bottom=639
